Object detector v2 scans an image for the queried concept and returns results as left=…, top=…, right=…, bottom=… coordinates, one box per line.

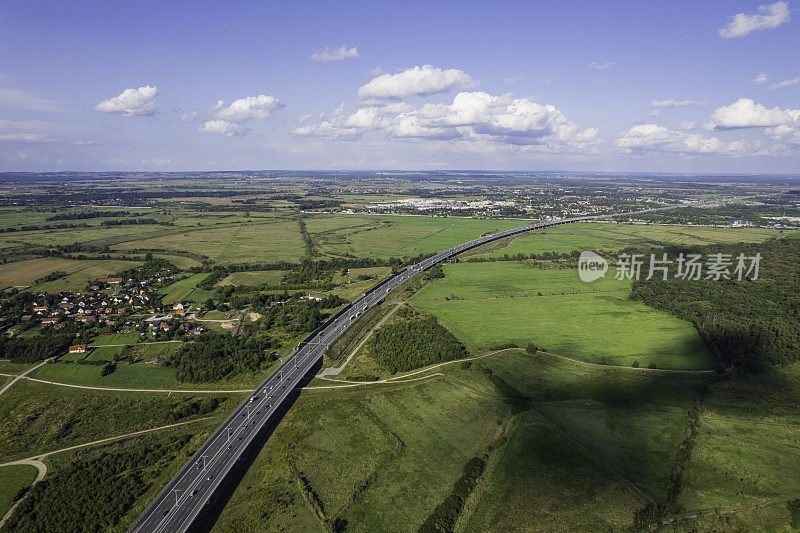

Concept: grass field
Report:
left=0, top=463, right=38, bottom=518
left=214, top=368, right=511, bottom=532
left=410, top=261, right=630, bottom=300
left=0, top=380, right=234, bottom=462
left=347, top=216, right=524, bottom=258
left=411, top=262, right=711, bottom=370
left=467, top=222, right=781, bottom=259
left=217, top=270, right=286, bottom=286
left=0, top=258, right=139, bottom=291
left=33, top=260, right=142, bottom=292
left=676, top=365, right=800, bottom=521
left=161, top=273, right=210, bottom=304
left=113, top=220, right=307, bottom=264
left=34, top=362, right=178, bottom=389
left=0, top=258, right=102, bottom=287
left=91, top=333, right=141, bottom=346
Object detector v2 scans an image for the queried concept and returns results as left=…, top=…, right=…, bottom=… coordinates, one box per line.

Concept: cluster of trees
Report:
left=115, top=258, right=177, bottom=282
left=367, top=307, right=468, bottom=373
left=45, top=210, right=134, bottom=221
left=4, top=435, right=193, bottom=532
left=34, top=270, right=67, bottom=284
left=631, top=239, right=800, bottom=373
left=165, top=332, right=277, bottom=382
left=0, top=222, right=91, bottom=233
left=250, top=295, right=346, bottom=336
left=100, top=218, right=171, bottom=226
left=0, top=333, right=76, bottom=363
left=419, top=456, right=486, bottom=533
left=296, top=199, right=341, bottom=210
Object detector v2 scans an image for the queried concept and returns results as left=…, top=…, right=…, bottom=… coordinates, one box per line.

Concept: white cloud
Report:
left=0, top=133, right=50, bottom=142
left=769, top=77, right=800, bottom=90
left=94, top=85, right=158, bottom=116
left=753, top=72, right=769, bottom=84
left=198, top=119, right=247, bottom=137
left=214, top=94, right=283, bottom=122
left=718, top=1, right=790, bottom=38
left=650, top=99, right=708, bottom=108
left=765, top=124, right=800, bottom=146
left=679, top=121, right=696, bottom=130
left=311, top=45, right=360, bottom=62
left=142, top=158, right=172, bottom=166
left=616, top=124, right=761, bottom=156
left=369, top=66, right=383, bottom=76
left=0, top=87, right=62, bottom=111
left=181, top=111, right=198, bottom=122
left=706, top=98, right=800, bottom=129
left=197, top=94, right=283, bottom=136
left=648, top=109, right=661, bottom=117
left=295, top=91, right=598, bottom=152
left=357, top=65, right=476, bottom=100
left=504, top=75, right=526, bottom=85
left=587, top=61, right=615, bottom=70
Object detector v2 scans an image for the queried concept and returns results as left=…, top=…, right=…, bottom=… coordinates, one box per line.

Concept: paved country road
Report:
left=128, top=207, right=692, bottom=533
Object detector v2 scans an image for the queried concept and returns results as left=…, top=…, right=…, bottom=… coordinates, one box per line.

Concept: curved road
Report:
left=129, top=209, right=683, bottom=532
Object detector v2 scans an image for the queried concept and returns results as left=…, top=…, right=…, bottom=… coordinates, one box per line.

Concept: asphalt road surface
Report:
left=129, top=210, right=678, bottom=532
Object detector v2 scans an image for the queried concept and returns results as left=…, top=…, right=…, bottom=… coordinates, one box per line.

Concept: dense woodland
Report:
left=367, top=307, right=468, bottom=373
left=165, top=332, right=277, bottom=382
left=631, top=237, right=800, bottom=373
left=3, top=434, right=193, bottom=532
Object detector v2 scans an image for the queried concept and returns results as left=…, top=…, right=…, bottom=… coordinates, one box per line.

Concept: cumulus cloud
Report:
left=198, top=94, right=283, bottom=136
left=214, top=95, right=283, bottom=122
left=650, top=99, right=708, bottom=108
left=198, top=120, right=247, bottom=137
left=616, top=124, right=761, bottom=156
left=295, top=91, right=598, bottom=152
left=706, top=98, right=800, bottom=129
left=587, top=61, right=615, bottom=70
left=357, top=65, right=476, bottom=100
left=769, top=77, right=800, bottom=90
left=181, top=111, right=198, bottom=122
left=753, top=72, right=769, bottom=84
left=718, top=1, right=790, bottom=38
left=311, top=45, right=360, bottom=62
left=679, top=121, right=696, bottom=130
left=94, top=85, right=158, bottom=116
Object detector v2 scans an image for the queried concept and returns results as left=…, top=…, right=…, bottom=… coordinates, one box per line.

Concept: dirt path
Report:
left=0, top=358, right=51, bottom=397
left=0, top=417, right=210, bottom=528
left=320, top=302, right=402, bottom=377
left=0, top=373, right=252, bottom=394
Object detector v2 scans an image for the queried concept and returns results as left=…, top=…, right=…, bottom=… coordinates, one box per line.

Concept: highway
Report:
left=128, top=210, right=672, bottom=532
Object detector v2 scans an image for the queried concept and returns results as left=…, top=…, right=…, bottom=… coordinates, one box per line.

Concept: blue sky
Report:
left=1, top=0, right=798, bottom=172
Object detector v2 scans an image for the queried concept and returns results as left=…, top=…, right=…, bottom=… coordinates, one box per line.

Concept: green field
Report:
left=411, top=261, right=629, bottom=300
left=676, top=365, right=800, bottom=520
left=0, top=380, right=234, bottom=462
left=34, top=362, right=177, bottom=389
left=33, top=259, right=142, bottom=292
left=217, top=270, right=286, bottom=286
left=161, top=273, right=210, bottom=304
left=411, top=262, right=711, bottom=370
left=90, top=333, right=141, bottom=346
left=214, top=367, right=511, bottom=531
left=113, top=220, right=307, bottom=264
left=0, top=258, right=142, bottom=292
left=467, top=222, right=781, bottom=259
left=0, top=258, right=106, bottom=287
left=0, top=463, right=38, bottom=518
